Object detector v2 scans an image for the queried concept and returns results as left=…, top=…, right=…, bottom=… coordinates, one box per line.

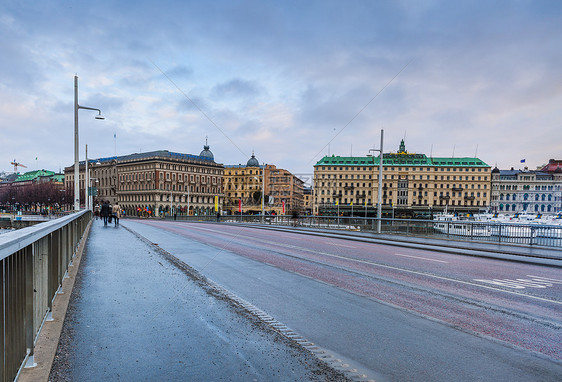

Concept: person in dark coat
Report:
left=100, top=201, right=110, bottom=226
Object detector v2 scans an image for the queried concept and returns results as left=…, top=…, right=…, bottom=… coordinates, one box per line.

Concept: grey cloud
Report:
left=211, top=78, right=262, bottom=100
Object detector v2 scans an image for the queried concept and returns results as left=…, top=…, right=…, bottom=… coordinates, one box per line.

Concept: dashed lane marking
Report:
left=156, top=223, right=562, bottom=306
left=394, top=253, right=448, bottom=263
left=329, top=243, right=356, bottom=248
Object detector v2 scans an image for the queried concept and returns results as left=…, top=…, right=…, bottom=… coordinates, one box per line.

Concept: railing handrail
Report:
left=0, top=210, right=90, bottom=262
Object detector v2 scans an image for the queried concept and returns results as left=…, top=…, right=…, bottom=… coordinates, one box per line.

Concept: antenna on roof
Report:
left=474, top=144, right=478, bottom=158
left=430, top=144, right=433, bottom=158
left=452, top=144, right=456, bottom=158
left=350, top=144, right=353, bottom=157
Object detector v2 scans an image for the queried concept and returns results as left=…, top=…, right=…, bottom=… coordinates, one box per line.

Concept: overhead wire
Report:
left=150, top=60, right=248, bottom=159
left=307, top=58, right=414, bottom=166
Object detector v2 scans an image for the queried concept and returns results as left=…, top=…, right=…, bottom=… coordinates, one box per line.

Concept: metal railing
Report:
left=167, top=214, right=562, bottom=248
left=0, top=210, right=91, bottom=382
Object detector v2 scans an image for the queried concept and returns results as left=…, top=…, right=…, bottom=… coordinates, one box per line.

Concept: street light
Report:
left=74, top=75, right=104, bottom=211
left=369, top=129, right=384, bottom=233
left=253, top=165, right=266, bottom=224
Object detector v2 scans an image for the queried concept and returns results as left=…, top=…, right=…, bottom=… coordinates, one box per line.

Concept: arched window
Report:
left=505, top=204, right=510, bottom=211
left=548, top=194, right=552, bottom=201
left=524, top=193, right=528, bottom=201
left=535, top=194, right=539, bottom=201
left=541, top=205, right=545, bottom=212
left=506, top=194, right=510, bottom=201
left=500, top=194, right=504, bottom=201
left=542, top=194, right=546, bottom=201
left=534, top=204, right=539, bottom=212
left=547, top=205, right=552, bottom=212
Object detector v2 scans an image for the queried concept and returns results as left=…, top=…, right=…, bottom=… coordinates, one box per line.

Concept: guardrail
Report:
left=167, top=214, right=562, bottom=248
left=0, top=210, right=92, bottom=382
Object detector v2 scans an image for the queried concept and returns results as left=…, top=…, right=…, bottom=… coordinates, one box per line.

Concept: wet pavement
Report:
left=49, top=219, right=348, bottom=381
left=120, top=219, right=562, bottom=382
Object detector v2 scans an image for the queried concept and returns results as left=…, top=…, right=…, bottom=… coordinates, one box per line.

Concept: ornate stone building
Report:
left=313, top=140, right=491, bottom=216
left=223, top=153, right=304, bottom=215
left=65, top=143, right=224, bottom=216
left=490, top=162, right=562, bottom=213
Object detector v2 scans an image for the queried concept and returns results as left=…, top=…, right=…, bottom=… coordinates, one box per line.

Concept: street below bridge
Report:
left=123, top=219, right=562, bottom=381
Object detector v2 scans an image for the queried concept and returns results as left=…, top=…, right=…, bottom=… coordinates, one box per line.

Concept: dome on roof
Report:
left=491, top=166, right=500, bottom=174
left=199, top=142, right=214, bottom=161
left=247, top=153, right=259, bottom=167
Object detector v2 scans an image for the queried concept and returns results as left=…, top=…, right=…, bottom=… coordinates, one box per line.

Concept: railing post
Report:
left=1, top=258, right=5, bottom=382
left=24, top=245, right=36, bottom=368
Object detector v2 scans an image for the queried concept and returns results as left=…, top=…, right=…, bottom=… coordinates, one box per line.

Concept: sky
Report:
left=1, top=0, right=561, bottom=181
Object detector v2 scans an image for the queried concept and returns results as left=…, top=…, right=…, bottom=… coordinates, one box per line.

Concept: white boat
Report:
left=433, top=213, right=492, bottom=237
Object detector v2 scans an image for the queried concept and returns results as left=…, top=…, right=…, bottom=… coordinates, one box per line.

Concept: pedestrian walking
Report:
left=112, top=202, right=122, bottom=226
left=100, top=201, right=110, bottom=226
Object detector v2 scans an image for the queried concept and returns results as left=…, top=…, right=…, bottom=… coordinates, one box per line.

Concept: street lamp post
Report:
left=261, top=164, right=265, bottom=224
left=74, top=75, right=104, bottom=211
left=369, top=129, right=384, bottom=233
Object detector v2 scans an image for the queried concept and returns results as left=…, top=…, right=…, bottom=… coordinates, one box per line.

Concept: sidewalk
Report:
left=36, top=220, right=346, bottom=381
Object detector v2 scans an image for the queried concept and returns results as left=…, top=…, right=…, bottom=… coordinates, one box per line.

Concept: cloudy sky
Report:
left=1, top=0, right=561, bottom=180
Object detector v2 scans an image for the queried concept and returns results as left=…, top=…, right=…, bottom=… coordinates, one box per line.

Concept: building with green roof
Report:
left=13, top=170, right=57, bottom=184
left=313, top=140, right=491, bottom=216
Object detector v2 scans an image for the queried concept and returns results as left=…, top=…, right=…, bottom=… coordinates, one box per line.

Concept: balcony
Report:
left=439, top=195, right=450, bottom=200
left=452, top=187, right=463, bottom=191
left=464, top=196, right=476, bottom=200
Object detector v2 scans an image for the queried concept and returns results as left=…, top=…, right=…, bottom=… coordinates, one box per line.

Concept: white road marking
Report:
left=161, top=222, right=562, bottom=305
left=394, top=253, right=448, bottom=263
left=474, top=275, right=562, bottom=290
left=329, top=243, right=356, bottom=248
left=527, top=275, right=562, bottom=283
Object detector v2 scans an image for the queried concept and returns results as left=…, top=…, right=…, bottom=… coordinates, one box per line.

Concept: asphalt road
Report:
left=49, top=220, right=349, bottom=382
left=123, top=219, right=562, bottom=381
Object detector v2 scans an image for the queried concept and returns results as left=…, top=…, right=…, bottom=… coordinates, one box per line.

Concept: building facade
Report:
left=268, top=167, right=304, bottom=215
left=313, top=140, right=491, bottom=216
left=303, top=186, right=313, bottom=215
left=65, top=145, right=224, bottom=216
left=223, top=153, right=304, bottom=215
left=0, top=170, right=65, bottom=212
left=490, top=164, right=562, bottom=213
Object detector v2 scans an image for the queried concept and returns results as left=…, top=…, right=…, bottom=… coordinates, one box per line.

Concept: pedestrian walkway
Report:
left=46, top=220, right=345, bottom=381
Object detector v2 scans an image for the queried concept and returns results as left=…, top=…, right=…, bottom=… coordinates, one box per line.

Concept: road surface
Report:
left=122, top=219, right=562, bottom=381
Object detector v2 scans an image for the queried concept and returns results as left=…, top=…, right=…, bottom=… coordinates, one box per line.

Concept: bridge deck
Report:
left=21, top=218, right=342, bottom=381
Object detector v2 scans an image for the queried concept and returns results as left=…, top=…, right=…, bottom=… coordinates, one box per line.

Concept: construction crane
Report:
left=10, top=159, right=27, bottom=173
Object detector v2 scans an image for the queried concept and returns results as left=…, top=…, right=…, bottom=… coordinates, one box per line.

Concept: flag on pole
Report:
left=350, top=201, right=353, bottom=206
left=282, top=200, right=285, bottom=214
left=214, top=196, right=218, bottom=212
left=238, top=199, right=242, bottom=213
left=520, top=159, right=526, bottom=163
left=336, top=200, right=339, bottom=206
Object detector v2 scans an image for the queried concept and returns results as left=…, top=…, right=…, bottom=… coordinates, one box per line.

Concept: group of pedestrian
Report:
left=98, top=201, right=122, bottom=227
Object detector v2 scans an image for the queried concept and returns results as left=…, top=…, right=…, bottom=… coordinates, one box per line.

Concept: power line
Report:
left=150, top=60, right=248, bottom=159
left=307, top=58, right=414, bottom=166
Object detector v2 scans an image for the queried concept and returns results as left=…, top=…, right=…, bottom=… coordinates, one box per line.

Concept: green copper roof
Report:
left=52, top=174, right=65, bottom=182
left=315, top=154, right=489, bottom=167
left=14, top=170, right=56, bottom=182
